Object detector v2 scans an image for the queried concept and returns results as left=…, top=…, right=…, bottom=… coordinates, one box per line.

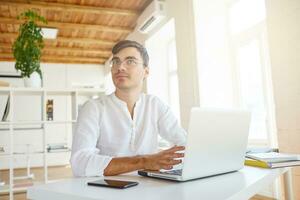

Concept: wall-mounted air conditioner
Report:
left=136, top=0, right=166, bottom=34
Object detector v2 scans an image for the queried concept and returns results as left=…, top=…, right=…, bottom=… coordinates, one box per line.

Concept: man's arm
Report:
left=104, top=146, right=185, bottom=176
left=71, top=100, right=113, bottom=177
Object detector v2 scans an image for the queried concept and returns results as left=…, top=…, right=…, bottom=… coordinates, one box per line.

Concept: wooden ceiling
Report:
left=0, top=0, right=152, bottom=64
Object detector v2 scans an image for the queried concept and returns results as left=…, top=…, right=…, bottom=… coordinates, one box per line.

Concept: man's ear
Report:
left=143, top=67, right=149, bottom=79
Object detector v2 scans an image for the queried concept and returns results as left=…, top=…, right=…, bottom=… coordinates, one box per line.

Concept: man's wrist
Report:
left=138, top=155, right=147, bottom=170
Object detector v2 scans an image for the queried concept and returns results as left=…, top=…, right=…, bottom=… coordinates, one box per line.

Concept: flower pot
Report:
left=23, top=72, right=42, bottom=87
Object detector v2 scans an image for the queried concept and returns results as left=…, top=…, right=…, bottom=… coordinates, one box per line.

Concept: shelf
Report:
left=0, top=86, right=98, bottom=199
left=0, top=178, right=70, bottom=195
left=0, top=181, right=45, bottom=194
left=0, top=87, right=44, bottom=95
left=44, top=120, right=76, bottom=124
left=75, top=88, right=105, bottom=95
left=0, top=150, right=71, bottom=157
left=12, top=88, right=45, bottom=95
left=13, top=151, right=44, bottom=155
left=10, top=121, right=44, bottom=125
left=0, top=120, right=76, bottom=125
left=47, top=150, right=71, bottom=154
left=0, top=87, right=104, bottom=94
left=0, top=152, right=44, bottom=157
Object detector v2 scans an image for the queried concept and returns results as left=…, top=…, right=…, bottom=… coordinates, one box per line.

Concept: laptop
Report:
left=138, top=107, right=251, bottom=181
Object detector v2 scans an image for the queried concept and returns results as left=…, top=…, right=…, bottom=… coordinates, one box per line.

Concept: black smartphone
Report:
left=87, top=179, right=138, bottom=189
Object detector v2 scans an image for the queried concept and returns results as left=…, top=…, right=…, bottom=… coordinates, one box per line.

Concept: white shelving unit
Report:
left=0, top=87, right=104, bottom=200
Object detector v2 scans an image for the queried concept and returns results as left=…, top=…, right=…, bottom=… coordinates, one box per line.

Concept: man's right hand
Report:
left=142, top=146, right=185, bottom=171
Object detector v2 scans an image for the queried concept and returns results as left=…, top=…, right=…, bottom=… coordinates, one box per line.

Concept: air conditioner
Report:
left=136, top=0, right=166, bottom=34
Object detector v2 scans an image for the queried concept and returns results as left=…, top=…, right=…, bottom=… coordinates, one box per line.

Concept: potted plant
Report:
left=12, top=10, right=47, bottom=87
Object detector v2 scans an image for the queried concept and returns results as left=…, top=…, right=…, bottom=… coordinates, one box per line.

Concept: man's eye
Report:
left=126, top=59, right=136, bottom=65
left=112, top=60, right=120, bottom=65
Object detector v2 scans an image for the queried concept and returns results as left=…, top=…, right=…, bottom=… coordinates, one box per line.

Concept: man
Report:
left=71, top=40, right=186, bottom=177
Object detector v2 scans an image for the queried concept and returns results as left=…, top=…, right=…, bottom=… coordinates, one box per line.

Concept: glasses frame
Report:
left=110, top=58, right=145, bottom=70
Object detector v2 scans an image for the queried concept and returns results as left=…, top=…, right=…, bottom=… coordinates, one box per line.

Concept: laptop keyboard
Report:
left=160, top=169, right=182, bottom=176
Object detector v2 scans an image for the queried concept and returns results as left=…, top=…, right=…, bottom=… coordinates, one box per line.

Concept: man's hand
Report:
left=103, top=146, right=185, bottom=176
left=142, top=146, right=185, bottom=171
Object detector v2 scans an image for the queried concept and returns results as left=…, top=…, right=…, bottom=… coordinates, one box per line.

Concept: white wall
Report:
left=146, top=20, right=173, bottom=105
left=0, top=61, right=105, bottom=88
left=265, top=0, right=300, bottom=198
left=0, top=61, right=105, bottom=169
left=168, top=0, right=200, bottom=129
left=128, top=0, right=200, bottom=130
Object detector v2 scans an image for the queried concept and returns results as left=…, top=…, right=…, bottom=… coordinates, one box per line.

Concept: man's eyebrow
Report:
left=125, top=56, right=138, bottom=60
left=111, top=56, right=120, bottom=60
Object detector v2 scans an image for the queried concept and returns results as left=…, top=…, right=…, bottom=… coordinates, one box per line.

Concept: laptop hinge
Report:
left=148, top=173, right=181, bottom=180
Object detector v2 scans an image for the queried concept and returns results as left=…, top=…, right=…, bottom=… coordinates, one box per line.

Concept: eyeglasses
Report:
left=110, top=58, right=144, bottom=70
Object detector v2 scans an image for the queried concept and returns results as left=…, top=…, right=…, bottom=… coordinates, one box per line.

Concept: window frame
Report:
left=166, top=37, right=181, bottom=122
left=229, top=20, right=277, bottom=147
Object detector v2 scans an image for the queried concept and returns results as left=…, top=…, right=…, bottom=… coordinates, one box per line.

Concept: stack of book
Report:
left=245, top=152, right=300, bottom=168
left=47, top=143, right=69, bottom=153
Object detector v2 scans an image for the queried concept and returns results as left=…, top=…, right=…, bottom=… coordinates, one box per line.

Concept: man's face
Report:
left=111, top=47, right=149, bottom=91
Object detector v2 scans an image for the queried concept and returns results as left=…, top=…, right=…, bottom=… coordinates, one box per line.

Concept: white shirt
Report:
left=70, top=92, right=186, bottom=177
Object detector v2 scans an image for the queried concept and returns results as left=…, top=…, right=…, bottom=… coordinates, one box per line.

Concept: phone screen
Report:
left=87, top=179, right=138, bottom=189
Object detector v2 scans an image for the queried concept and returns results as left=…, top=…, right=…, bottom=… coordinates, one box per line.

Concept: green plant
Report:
left=12, top=10, right=47, bottom=79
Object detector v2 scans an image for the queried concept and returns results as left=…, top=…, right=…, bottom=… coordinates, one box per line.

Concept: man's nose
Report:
left=117, top=62, right=126, bottom=71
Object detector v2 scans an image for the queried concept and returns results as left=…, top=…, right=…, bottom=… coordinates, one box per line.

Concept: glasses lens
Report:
left=111, top=59, right=120, bottom=67
left=110, top=58, right=143, bottom=69
left=126, top=59, right=137, bottom=66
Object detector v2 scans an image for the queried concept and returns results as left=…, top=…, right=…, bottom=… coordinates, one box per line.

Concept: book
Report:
left=47, top=143, right=67, bottom=149
left=246, top=152, right=300, bottom=163
left=47, top=143, right=68, bottom=152
left=47, top=148, right=70, bottom=153
left=246, top=147, right=278, bottom=154
left=0, top=94, right=9, bottom=121
left=245, top=158, right=300, bottom=168
left=1, top=96, right=10, bottom=121
left=46, top=99, right=53, bottom=121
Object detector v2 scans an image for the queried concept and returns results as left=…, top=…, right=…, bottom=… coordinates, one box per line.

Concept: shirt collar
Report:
left=110, top=92, right=143, bottom=107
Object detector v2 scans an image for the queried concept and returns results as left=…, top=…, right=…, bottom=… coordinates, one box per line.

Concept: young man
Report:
left=71, top=40, right=186, bottom=177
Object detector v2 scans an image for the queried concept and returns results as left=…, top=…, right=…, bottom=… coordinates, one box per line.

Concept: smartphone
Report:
left=87, top=179, right=138, bottom=189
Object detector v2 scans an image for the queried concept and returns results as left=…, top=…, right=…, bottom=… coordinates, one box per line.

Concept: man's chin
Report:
left=116, top=84, right=131, bottom=90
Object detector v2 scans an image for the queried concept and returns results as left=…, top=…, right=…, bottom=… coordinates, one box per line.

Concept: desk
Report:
left=27, top=166, right=293, bottom=200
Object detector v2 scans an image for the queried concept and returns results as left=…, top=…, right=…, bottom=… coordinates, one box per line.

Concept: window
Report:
left=235, top=39, right=268, bottom=140
left=146, top=19, right=181, bottom=122
left=229, top=0, right=276, bottom=145
left=146, top=19, right=181, bottom=147
left=167, top=39, right=181, bottom=122
left=194, top=0, right=276, bottom=145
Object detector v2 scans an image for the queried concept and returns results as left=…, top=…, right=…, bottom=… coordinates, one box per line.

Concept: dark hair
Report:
left=111, top=40, right=149, bottom=67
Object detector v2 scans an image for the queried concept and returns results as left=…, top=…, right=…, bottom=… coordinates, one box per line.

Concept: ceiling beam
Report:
left=1, top=0, right=139, bottom=17
left=43, top=57, right=106, bottom=64
left=0, top=42, right=112, bottom=56
left=0, top=57, right=105, bottom=64
left=0, top=53, right=107, bottom=64
left=0, top=17, right=133, bottom=33
left=0, top=32, right=116, bottom=46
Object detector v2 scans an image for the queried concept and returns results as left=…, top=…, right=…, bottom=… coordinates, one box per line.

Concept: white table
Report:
left=27, top=166, right=293, bottom=200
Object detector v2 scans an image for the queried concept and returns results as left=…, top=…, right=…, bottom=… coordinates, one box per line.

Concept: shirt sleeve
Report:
left=70, top=99, right=112, bottom=177
left=157, top=99, right=187, bottom=146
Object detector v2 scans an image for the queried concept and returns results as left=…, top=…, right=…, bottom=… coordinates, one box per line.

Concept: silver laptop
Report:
left=138, top=107, right=251, bottom=181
